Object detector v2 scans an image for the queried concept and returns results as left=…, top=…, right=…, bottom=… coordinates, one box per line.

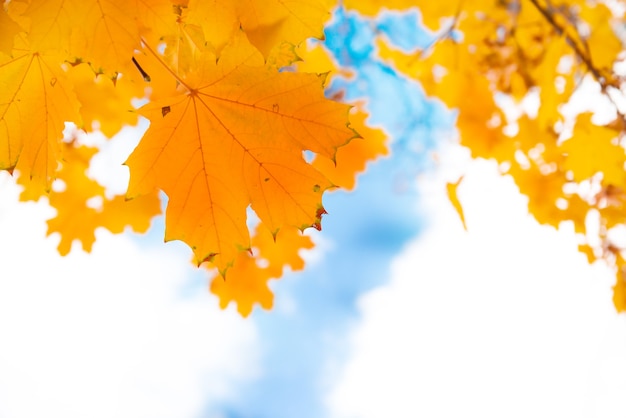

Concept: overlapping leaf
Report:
left=209, top=224, right=314, bottom=316
left=0, top=7, right=21, bottom=54
left=187, top=0, right=336, bottom=57
left=0, top=41, right=80, bottom=193
left=19, top=142, right=161, bottom=254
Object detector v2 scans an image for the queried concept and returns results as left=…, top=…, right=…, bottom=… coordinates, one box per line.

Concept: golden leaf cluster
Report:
left=0, top=0, right=388, bottom=315
left=345, top=0, right=626, bottom=311
left=8, top=0, right=625, bottom=315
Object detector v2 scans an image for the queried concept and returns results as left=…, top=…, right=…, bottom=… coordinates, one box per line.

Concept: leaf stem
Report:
left=527, top=0, right=625, bottom=122
left=131, top=57, right=151, bottom=82
left=527, top=0, right=604, bottom=85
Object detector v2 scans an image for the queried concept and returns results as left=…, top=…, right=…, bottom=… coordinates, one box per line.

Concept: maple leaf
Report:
left=579, top=3, right=622, bottom=71
left=0, top=40, right=80, bottom=193
left=209, top=224, right=314, bottom=316
left=560, top=113, right=625, bottom=185
left=508, top=162, right=568, bottom=229
left=19, top=142, right=161, bottom=255
left=186, top=0, right=335, bottom=57
left=613, top=254, right=626, bottom=313
left=19, top=0, right=177, bottom=76
left=0, top=7, right=21, bottom=55
left=126, top=36, right=356, bottom=274
left=312, top=107, right=388, bottom=190
left=68, top=64, right=141, bottom=137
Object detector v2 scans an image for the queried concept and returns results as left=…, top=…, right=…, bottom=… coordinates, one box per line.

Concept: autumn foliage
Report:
left=358, top=0, right=626, bottom=312
left=3, top=0, right=626, bottom=314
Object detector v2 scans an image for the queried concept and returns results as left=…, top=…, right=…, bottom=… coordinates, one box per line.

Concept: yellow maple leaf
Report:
left=186, top=0, right=335, bottom=58
left=342, top=0, right=418, bottom=16
left=19, top=0, right=75, bottom=53
left=509, top=162, right=568, bottom=228
left=560, top=193, right=589, bottom=235
left=20, top=142, right=161, bottom=255
left=613, top=265, right=626, bottom=313
left=70, top=0, right=143, bottom=74
left=531, top=36, right=573, bottom=130
left=578, top=243, right=595, bottom=264
left=579, top=3, right=622, bottom=71
left=20, top=0, right=170, bottom=75
left=515, top=115, right=558, bottom=157
left=0, top=42, right=80, bottom=192
left=560, top=113, right=625, bottom=185
left=136, top=0, right=181, bottom=48
left=0, top=7, right=21, bottom=55
left=68, top=64, right=142, bottom=137
left=125, top=36, right=355, bottom=274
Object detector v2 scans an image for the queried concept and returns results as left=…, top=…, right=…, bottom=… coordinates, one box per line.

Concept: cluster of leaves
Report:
left=6, top=0, right=626, bottom=315
left=345, top=0, right=626, bottom=311
left=0, top=0, right=390, bottom=315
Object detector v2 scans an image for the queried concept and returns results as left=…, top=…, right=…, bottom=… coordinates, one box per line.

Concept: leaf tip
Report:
left=312, top=206, right=328, bottom=231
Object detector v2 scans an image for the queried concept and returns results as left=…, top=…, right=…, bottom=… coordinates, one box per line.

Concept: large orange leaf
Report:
left=125, top=38, right=355, bottom=274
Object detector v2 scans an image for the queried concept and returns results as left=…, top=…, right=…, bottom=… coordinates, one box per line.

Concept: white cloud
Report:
left=0, top=174, right=259, bottom=418
left=327, top=154, right=626, bottom=418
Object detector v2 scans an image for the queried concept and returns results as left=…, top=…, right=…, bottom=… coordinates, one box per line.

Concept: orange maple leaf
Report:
left=68, top=64, right=142, bottom=137
left=19, top=142, right=161, bottom=255
left=209, top=224, right=314, bottom=316
left=126, top=36, right=356, bottom=274
left=312, top=107, right=388, bottom=190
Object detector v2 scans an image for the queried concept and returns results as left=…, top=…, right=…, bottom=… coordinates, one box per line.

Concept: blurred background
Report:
left=1, top=6, right=626, bottom=418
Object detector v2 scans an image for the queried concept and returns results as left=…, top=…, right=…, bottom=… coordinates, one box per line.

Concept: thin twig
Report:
left=528, top=0, right=604, bottom=84
left=131, top=57, right=151, bottom=82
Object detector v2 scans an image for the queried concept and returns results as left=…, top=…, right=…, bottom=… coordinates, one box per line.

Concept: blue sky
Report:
left=206, top=8, right=450, bottom=418
left=1, top=5, right=626, bottom=418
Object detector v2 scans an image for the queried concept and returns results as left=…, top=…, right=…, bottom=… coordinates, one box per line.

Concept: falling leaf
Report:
left=446, top=176, right=467, bottom=231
